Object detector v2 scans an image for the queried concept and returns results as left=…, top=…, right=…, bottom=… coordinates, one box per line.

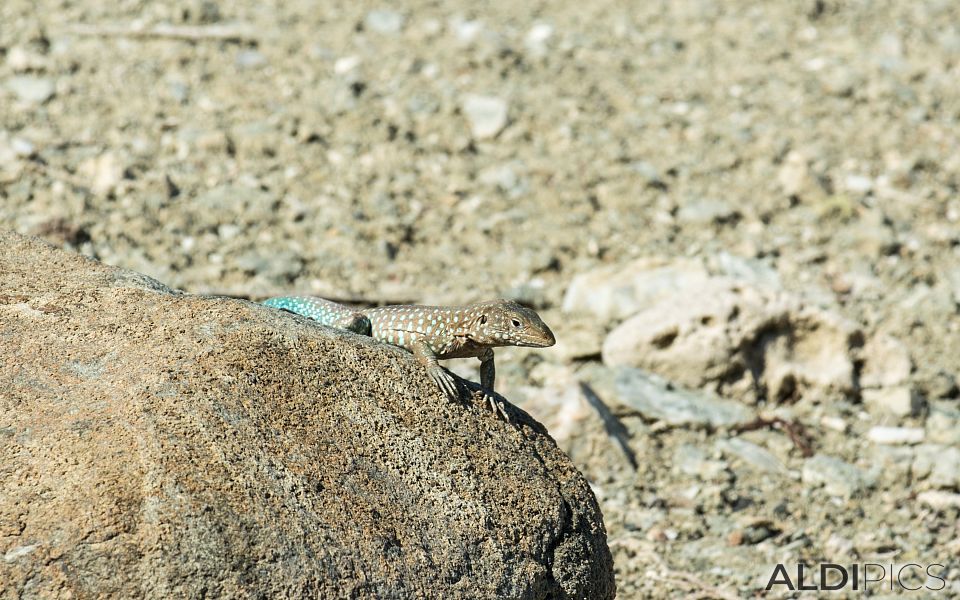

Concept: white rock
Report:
left=461, top=94, right=508, bottom=139
left=79, top=152, right=124, bottom=197
left=5, top=76, right=55, bottom=104
left=716, top=438, right=787, bottom=476
left=365, top=10, right=405, bottom=34
left=860, top=334, right=912, bottom=388
left=568, top=256, right=860, bottom=397
left=917, top=490, right=960, bottom=509
left=844, top=174, right=873, bottom=194
left=551, top=325, right=603, bottom=362
left=563, top=257, right=712, bottom=323
left=676, top=198, right=738, bottom=224
left=867, top=426, right=924, bottom=445
left=862, top=386, right=923, bottom=418
left=334, top=55, right=361, bottom=75
left=601, top=278, right=859, bottom=396
left=451, top=18, right=483, bottom=44
left=524, top=23, right=554, bottom=56
left=10, top=137, right=34, bottom=157
left=912, top=445, right=960, bottom=490
left=802, top=454, right=871, bottom=498
left=926, top=403, right=960, bottom=445
left=235, top=49, right=266, bottom=69
left=777, top=151, right=813, bottom=197
left=820, top=416, right=848, bottom=432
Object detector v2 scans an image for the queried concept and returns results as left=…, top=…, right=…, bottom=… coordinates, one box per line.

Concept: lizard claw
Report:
left=483, top=392, right=511, bottom=423
left=429, top=365, right=460, bottom=401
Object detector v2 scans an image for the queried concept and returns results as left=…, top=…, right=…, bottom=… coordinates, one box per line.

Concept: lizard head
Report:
left=466, top=300, right=556, bottom=348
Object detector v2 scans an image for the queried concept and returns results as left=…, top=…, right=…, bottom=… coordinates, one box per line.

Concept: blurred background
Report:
left=2, top=0, right=959, bottom=596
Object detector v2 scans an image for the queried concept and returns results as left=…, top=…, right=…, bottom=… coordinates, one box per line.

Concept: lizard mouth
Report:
left=522, top=327, right=556, bottom=348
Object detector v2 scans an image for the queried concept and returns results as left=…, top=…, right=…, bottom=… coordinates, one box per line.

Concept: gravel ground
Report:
left=3, top=0, right=959, bottom=597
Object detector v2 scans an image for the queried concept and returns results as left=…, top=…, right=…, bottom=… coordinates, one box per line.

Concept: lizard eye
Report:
left=511, top=318, right=521, bottom=328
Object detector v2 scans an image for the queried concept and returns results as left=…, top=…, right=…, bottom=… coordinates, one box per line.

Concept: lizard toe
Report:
left=483, top=392, right=511, bottom=423
left=429, top=366, right=459, bottom=401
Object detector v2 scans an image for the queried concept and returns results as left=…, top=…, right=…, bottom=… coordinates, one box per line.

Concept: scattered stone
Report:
left=563, top=257, right=713, bottom=324
left=824, top=534, right=855, bottom=558
left=801, top=454, right=871, bottom=498
left=716, top=438, right=787, bottom=476
left=365, top=10, right=405, bottom=34
left=862, top=386, right=924, bottom=418
left=236, top=248, right=304, bottom=282
left=478, top=162, right=526, bottom=196
left=926, top=403, right=960, bottom=445
left=925, top=370, right=958, bottom=400
left=462, top=94, right=508, bottom=139
left=552, top=324, right=603, bottom=362
left=708, top=252, right=782, bottom=290
left=10, top=137, right=35, bottom=157
left=334, top=55, right=361, bottom=75
left=600, top=271, right=860, bottom=399
left=912, top=444, right=960, bottom=490
left=673, top=444, right=729, bottom=481
left=860, top=334, right=912, bottom=388
left=820, top=415, right=849, bottom=433
left=947, top=267, right=960, bottom=306
left=235, top=49, right=267, bottom=69
left=777, top=150, right=815, bottom=197
left=866, top=426, right=924, bottom=445
left=676, top=198, right=739, bottom=224
left=843, top=174, right=873, bottom=194
left=5, top=76, right=55, bottom=104
left=869, top=445, right=916, bottom=489
left=6, top=46, right=48, bottom=72
left=0, top=132, right=18, bottom=169
left=628, top=161, right=664, bottom=188
left=833, top=209, right=898, bottom=257
left=917, top=491, right=960, bottom=510
left=451, top=18, right=483, bottom=44
left=79, top=152, right=124, bottom=197
left=612, top=367, right=753, bottom=428
left=524, top=23, right=554, bottom=56
left=729, top=518, right=781, bottom=545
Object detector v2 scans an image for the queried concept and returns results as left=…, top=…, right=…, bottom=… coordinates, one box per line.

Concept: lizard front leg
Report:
left=478, top=348, right=509, bottom=422
left=411, top=339, right=459, bottom=401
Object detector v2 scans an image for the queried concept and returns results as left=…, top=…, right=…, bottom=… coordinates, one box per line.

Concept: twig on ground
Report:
left=65, top=23, right=259, bottom=43
left=730, top=415, right=814, bottom=457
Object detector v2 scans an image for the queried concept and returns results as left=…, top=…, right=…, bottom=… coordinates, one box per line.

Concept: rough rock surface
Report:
left=0, top=231, right=614, bottom=600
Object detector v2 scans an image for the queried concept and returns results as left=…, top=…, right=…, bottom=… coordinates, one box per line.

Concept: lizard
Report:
left=262, top=296, right=556, bottom=421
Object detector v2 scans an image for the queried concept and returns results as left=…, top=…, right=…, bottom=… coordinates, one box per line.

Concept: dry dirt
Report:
left=3, top=0, right=960, bottom=597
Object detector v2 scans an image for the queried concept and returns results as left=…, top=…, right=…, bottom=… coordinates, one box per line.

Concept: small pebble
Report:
left=862, top=386, right=924, bottom=418
left=236, top=49, right=266, bottom=69
left=5, top=76, right=55, bottom=104
left=365, top=10, right=405, bottom=34
left=867, top=426, right=924, bottom=445
left=462, top=94, right=509, bottom=139
left=802, top=454, right=871, bottom=498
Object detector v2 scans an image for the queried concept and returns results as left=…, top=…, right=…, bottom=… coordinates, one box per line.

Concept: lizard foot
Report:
left=428, top=365, right=460, bottom=401
left=483, top=392, right=511, bottom=423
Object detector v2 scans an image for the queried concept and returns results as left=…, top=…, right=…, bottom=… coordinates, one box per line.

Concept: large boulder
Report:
left=0, top=231, right=614, bottom=599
